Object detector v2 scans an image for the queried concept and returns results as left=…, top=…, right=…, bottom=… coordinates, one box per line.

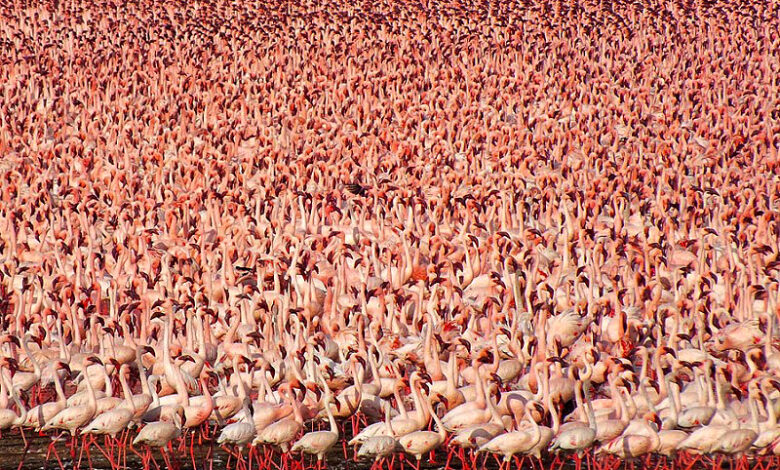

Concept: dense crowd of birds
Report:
left=1, top=0, right=779, bottom=469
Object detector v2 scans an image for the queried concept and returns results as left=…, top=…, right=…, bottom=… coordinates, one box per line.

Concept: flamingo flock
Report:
left=1, top=0, right=779, bottom=469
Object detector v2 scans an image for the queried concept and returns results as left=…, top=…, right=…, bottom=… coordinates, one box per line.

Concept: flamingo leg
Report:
left=128, top=443, right=144, bottom=462
left=18, top=428, right=28, bottom=450
left=268, top=452, right=281, bottom=470
left=205, top=441, right=214, bottom=469
left=161, top=449, right=173, bottom=470
left=151, top=448, right=162, bottom=470
left=77, top=434, right=86, bottom=469
left=69, top=433, right=78, bottom=460
left=443, top=447, right=455, bottom=470
left=122, top=430, right=132, bottom=470
left=80, top=434, right=95, bottom=470
left=190, top=438, right=198, bottom=470
left=684, top=454, right=702, bottom=470
left=236, top=449, right=244, bottom=470
left=178, top=429, right=188, bottom=452
left=49, top=442, right=67, bottom=470
left=88, top=435, right=114, bottom=468
left=105, top=435, right=118, bottom=470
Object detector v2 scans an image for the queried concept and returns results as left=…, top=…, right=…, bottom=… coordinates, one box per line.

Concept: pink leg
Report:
left=19, top=428, right=28, bottom=450
left=49, top=441, right=67, bottom=470
left=88, top=435, right=113, bottom=467
left=161, top=449, right=173, bottom=470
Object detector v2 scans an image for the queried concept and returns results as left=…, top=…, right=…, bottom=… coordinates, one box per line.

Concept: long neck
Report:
left=474, top=365, right=486, bottom=405
left=622, top=384, right=637, bottom=419
left=290, top=392, right=304, bottom=424
left=56, top=320, right=70, bottom=361
left=447, top=354, right=458, bottom=391
left=765, top=310, right=775, bottom=358
left=748, top=396, right=760, bottom=429
left=638, top=349, right=649, bottom=382
left=21, top=337, right=42, bottom=375
left=185, top=313, right=194, bottom=352
left=85, top=365, right=98, bottom=411
left=714, top=373, right=728, bottom=412
left=538, top=362, right=550, bottom=402
left=137, top=351, right=151, bottom=396
left=549, top=396, right=561, bottom=434
left=1, top=369, right=25, bottom=421
left=486, top=394, right=504, bottom=427
left=384, top=403, right=394, bottom=434
left=224, top=316, right=240, bottom=346
left=102, top=367, right=113, bottom=396
left=53, top=371, right=67, bottom=406
left=703, top=369, right=715, bottom=407
left=671, top=382, right=682, bottom=418
left=639, top=381, right=657, bottom=416
left=393, top=386, right=408, bottom=419
left=411, top=379, right=428, bottom=421
left=149, top=377, right=161, bottom=406
left=201, top=379, right=213, bottom=404
left=426, top=397, right=446, bottom=441
left=11, top=383, right=26, bottom=422
left=613, top=380, right=628, bottom=422
left=325, top=399, right=339, bottom=435
left=232, top=356, right=248, bottom=401
left=163, top=316, right=172, bottom=365
left=119, top=370, right=135, bottom=411
left=526, top=405, right=541, bottom=442
left=763, top=391, right=777, bottom=426
left=261, top=367, right=277, bottom=403
left=490, top=335, right=501, bottom=373
left=580, top=381, right=596, bottom=432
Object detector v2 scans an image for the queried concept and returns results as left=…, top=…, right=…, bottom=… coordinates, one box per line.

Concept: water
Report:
left=0, top=433, right=765, bottom=470
left=0, top=433, right=410, bottom=470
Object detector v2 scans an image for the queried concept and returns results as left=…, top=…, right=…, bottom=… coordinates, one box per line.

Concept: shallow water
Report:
left=0, top=432, right=512, bottom=470
left=0, top=433, right=766, bottom=470
left=0, top=433, right=424, bottom=470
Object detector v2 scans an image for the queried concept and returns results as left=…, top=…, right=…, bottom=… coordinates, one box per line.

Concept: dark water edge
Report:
left=0, top=431, right=510, bottom=470
left=0, top=432, right=430, bottom=470
left=0, top=432, right=769, bottom=470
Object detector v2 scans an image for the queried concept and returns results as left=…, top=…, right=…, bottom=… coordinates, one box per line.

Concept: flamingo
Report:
left=398, top=390, right=447, bottom=470
left=550, top=374, right=597, bottom=468
left=1, top=0, right=780, bottom=466
left=132, top=406, right=185, bottom=469
left=356, top=404, right=398, bottom=464
left=478, top=400, right=543, bottom=468
left=20, top=361, right=69, bottom=430
left=81, top=364, right=137, bottom=467
left=41, top=356, right=101, bottom=436
left=254, top=388, right=305, bottom=452
left=291, top=392, right=340, bottom=468
left=0, top=358, right=27, bottom=446
left=216, top=399, right=256, bottom=468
